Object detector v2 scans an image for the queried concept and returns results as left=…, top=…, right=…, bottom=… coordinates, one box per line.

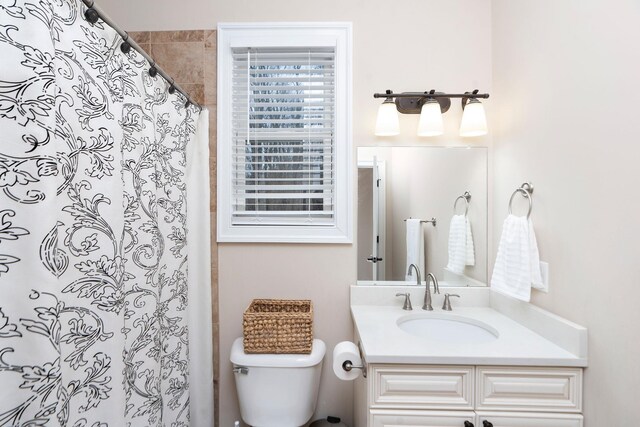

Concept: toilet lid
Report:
left=230, top=338, right=326, bottom=368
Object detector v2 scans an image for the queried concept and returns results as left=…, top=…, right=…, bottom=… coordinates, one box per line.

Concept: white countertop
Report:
left=351, top=304, right=588, bottom=367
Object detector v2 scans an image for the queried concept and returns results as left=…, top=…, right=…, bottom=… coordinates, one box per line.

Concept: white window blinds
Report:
left=231, top=47, right=336, bottom=226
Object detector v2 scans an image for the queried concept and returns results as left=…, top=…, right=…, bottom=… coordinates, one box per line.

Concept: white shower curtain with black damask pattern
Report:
left=0, top=0, right=213, bottom=426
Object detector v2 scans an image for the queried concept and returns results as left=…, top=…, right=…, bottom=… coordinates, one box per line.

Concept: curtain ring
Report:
left=84, top=1, right=99, bottom=24
left=168, top=78, right=176, bottom=94
left=149, top=60, right=158, bottom=77
left=120, top=32, right=132, bottom=54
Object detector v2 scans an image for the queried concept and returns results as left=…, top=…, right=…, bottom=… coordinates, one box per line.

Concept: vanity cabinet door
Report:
left=371, top=409, right=475, bottom=427
left=476, top=411, right=583, bottom=427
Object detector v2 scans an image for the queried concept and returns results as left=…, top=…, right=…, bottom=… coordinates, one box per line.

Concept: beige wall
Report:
left=491, top=0, right=640, bottom=424
left=99, top=0, right=492, bottom=425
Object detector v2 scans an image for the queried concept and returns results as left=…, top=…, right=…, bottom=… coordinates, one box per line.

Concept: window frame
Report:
left=217, top=22, right=353, bottom=243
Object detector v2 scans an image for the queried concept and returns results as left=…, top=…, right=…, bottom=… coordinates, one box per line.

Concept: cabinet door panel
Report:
left=371, top=409, right=475, bottom=427
left=476, top=411, right=583, bottom=427
left=477, top=367, right=582, bottom=413
left=371, top=365, right=474, bottom=410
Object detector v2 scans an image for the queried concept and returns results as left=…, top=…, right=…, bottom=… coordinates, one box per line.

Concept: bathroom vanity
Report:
left=363, top=364, right=582, bottom=427
left=350, top=286, right=587, bottom=427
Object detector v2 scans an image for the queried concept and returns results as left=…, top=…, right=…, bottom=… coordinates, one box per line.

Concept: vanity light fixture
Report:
left=374, top=90, right=400, bottom=136
left=373, top=89, right=490, bottom=137
left=459, top=96, right=488, bottom=137
left=417, top=98, right=444, bottom=136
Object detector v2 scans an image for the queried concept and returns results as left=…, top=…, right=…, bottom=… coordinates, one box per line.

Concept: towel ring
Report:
left=508, top=182, right=534, bottom=219
left=453, top=191, right=471, bottom=216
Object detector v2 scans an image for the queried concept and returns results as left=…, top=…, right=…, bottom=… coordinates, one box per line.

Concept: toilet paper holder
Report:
left=340, top=341, right=367, bottom=378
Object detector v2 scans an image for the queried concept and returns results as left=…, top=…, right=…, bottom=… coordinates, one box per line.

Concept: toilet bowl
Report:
left=230, top=337, right=326, bottom=427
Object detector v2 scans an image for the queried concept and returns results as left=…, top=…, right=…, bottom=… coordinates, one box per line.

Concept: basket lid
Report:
left=231, top=338, right=326, bottom=368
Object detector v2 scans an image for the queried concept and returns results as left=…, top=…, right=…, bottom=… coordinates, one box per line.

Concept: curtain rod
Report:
left=81, top=0, right=202, bottom=111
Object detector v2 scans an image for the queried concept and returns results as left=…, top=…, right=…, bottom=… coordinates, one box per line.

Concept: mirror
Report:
left=357, top=146, right=488, bottom=286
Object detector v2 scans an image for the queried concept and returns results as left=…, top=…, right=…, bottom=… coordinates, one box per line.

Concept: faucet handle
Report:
left=395, top=293, right=413, bottom=311
left=442, top=293, right=460, bottom=311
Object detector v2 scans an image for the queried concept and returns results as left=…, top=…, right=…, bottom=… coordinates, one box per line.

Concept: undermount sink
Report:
left=397, top=313, right=499, bottom=344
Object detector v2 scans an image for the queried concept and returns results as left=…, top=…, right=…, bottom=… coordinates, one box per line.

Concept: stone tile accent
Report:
left=180, top=83, right=204, bottom=105
left=204, top=47, right=217, bottom=105
left=136, top=44, right=151, bottom=56
left=128, top=31, right=150, bottom=44
left=149, top=42, right=204, bottom=84
left=207, top=104, right=217, bottom=147
left=150, top=30, right=205, bottom=43
left=205, top=30, right=216, bottom=49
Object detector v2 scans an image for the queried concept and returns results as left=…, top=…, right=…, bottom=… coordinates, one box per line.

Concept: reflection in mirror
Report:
left=357, top=146, right=488, bottom=286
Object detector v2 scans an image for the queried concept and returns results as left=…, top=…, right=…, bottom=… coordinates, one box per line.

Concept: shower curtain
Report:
left=0, top=0, right=213, bottom=425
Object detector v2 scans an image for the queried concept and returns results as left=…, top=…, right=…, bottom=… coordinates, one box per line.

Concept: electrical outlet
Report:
left=536, top=261, right=549, bottom=293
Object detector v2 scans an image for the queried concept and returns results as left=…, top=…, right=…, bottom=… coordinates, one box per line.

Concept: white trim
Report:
left=357, top=160, right=387, bottom=280
left=217, top=22, right=353, bottom=243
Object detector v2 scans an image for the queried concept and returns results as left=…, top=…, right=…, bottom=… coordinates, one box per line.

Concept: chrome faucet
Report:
left=422, top=273, right=440, bottom=311
left=407, top=263, right=421, bottom=285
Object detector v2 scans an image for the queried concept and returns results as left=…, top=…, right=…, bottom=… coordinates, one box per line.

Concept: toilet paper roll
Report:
left=333, top=341, right=362, bottom=381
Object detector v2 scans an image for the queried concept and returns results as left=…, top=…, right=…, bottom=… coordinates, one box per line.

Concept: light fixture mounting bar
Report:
left=373, top=91, right=490, bottom=99
left=374, top=89, right=489, bottom=115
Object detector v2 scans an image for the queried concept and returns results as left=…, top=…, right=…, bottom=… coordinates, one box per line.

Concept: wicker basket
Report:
left=243, top=299, right=313, bottom=354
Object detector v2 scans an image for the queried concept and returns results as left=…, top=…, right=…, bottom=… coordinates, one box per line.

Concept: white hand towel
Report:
left=405, top=219, right=425, bottom=281
left=446, top=214, right=476, bottom=274
left=465, top=217, right=476, bottom=267
left=446, top=214, right=467, bottom=274
left=490, top=214, right=543, bottom=302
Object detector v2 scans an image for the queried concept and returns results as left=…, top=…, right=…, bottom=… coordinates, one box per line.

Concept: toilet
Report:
left=230, top=337, right=326, bottom=427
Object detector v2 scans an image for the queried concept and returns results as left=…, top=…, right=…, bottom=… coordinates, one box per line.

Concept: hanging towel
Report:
left=446, top=214, right=475, bottom=274
left=465, top=218, right=475, bottom=266
left=491, top=214, right=543, bottom=302
left=405, top=219, right=425, bottom=281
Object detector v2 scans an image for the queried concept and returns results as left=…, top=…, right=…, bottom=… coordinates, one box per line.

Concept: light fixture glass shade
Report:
left=375, top=100, right=400, bottom=136
left=459, top=100, right=488, bottom=137
left=417, top=100, right=444, bottom=136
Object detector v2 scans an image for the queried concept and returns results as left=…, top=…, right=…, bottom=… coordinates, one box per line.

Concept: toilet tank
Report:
left=231, top=338, right=326, bottom=427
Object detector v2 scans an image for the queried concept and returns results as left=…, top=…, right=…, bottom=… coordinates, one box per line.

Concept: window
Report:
left=217, top=23, right=352, bottom=243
